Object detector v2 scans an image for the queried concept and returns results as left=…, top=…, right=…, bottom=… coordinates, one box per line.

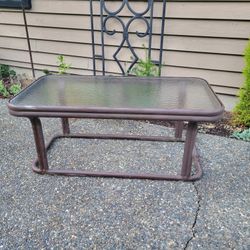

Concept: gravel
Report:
left=0, top=99, right=249, bottom=249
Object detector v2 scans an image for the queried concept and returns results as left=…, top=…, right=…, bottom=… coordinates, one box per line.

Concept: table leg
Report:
left=181, top=121, right=197, bottom=178
left=29, top=117, right=48, bottom=173
left=61, top=118, right=70, bottom=134
left=175, top=121, right=184, bottom=139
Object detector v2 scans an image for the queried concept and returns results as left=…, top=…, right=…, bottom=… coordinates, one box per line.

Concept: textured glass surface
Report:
left=11, top=75, right=222, bottom=113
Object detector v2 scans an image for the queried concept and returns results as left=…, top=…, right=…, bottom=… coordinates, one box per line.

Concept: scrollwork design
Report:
left=103, top=15, right=125, bottom=36
left=102, top=0, right=126, bottom=16
left=127, top=16, right=150, bottom=38
left=100, top=0, right=154, bottom=75
left=126, top=0, right=153, bottom=16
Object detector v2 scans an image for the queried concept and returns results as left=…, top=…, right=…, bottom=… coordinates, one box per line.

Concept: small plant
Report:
left=0, top=80, right=9, bottom=97
left=57, top=55, right=71, bottom=74
left=231, top=40, right=250, bottom=127
left=43, top=55, right=71, bottom=75
left=9, top=83, right=22, bottom=96
left=42, top=69, right=51, bottom=75
left=0, top=65, right=22, bottom=98
left=0, top=64, right=16, bottom=79
left=131, top=45, right=159, bottom=77
left=231, top=128, right=250, bottom=142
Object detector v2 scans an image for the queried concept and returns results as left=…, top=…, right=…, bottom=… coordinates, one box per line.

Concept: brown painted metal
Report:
left=8, top=108, right=224, bottom=122
left=61, top=118, right=70, bottom=134
left=29, top=117, right=48, bottom=173
left=181, top=122, right=198, bottom=178
left=46, top=133, right=185, bottom=142
left=31, top=133, right=202, bottom=181
left=7, top=75, right=224, bottom=181
left=22, top=117, right=202, bottom=181
left=175, top=121, right=184, bottom=139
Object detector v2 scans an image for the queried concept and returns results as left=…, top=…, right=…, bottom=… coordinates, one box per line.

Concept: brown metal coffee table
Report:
left=8, top=75, right=224, bottom=181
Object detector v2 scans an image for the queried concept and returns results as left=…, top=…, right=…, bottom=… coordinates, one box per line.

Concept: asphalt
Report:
left=0, top=99, right=249, bottom=249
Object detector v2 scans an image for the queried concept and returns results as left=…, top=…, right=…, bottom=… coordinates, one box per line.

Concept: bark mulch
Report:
left=147, top=112, right=241, bottom=138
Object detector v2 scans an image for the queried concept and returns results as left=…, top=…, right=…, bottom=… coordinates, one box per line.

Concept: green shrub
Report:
left=0, top=64, right=16, bottom=79
left=131, top=45, right=159, bottom=77
left=232, top=40, right=250, bottom=127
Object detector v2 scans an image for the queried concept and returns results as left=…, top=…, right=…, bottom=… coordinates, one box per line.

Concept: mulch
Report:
left=147, top=112, right=240, bottom=138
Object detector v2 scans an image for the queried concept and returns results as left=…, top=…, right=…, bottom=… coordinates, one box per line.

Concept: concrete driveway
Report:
left=0, top=99, right=249, bottom=249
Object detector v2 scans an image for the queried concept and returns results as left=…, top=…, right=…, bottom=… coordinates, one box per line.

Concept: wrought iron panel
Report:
left=90, top=0, right=167, bottom=76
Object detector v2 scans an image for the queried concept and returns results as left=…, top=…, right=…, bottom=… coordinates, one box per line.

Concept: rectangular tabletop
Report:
left=8, top=75, right=224, bottom=119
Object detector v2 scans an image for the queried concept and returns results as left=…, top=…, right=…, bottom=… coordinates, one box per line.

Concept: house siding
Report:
left=0, top=0, right=250, bottom=101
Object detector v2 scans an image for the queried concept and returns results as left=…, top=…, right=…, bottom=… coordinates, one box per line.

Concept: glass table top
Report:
left=9, top=75, right=224, bottom=116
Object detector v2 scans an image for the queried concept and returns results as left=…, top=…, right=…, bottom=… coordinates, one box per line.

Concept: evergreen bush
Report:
left=232, top=40, right=250, bottom=127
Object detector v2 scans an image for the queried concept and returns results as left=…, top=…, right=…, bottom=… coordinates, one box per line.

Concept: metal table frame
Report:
left=8, top=76, right=224, bottom=181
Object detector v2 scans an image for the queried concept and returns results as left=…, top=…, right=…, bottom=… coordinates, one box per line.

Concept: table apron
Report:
left=9, top=110, right=223, bottom=122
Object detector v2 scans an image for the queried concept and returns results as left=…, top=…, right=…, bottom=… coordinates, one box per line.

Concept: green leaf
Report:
left=231, top=128, right=250, bottom=141
left=0, top=80, right=10, bottom=97
left=130, top=45, right=160, bottom=77
left=9, top=83, right=22, bottom=96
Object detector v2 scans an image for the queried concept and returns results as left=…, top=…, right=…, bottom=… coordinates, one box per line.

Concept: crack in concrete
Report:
left=184, top=182, right=201, bottom=250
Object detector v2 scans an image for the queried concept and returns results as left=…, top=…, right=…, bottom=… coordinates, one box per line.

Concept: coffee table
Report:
left=8, top=75, right=224, bottom=181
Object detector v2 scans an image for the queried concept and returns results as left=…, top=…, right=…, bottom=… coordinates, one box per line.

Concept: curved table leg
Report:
left=175, top=121, right=184, bottom=139
left=29, top=117, right=48, bottom=174
left=61, top=118, right=70, bottom=135
left=181, top=121, right=198, bottom=179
